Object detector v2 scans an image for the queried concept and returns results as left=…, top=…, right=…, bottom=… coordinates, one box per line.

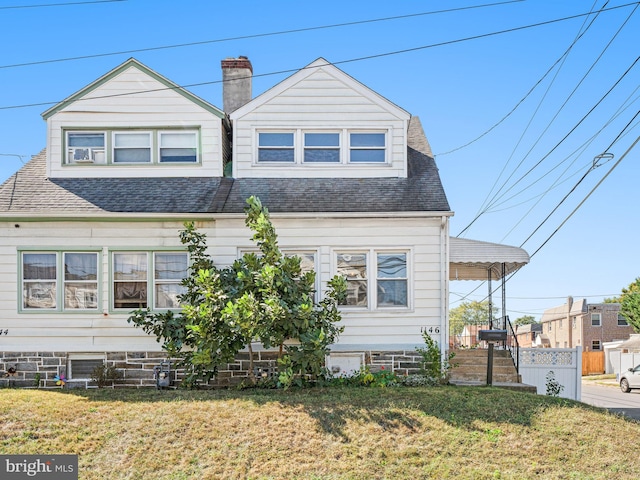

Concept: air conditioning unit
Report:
left=69, top=147, right=104, bottom=163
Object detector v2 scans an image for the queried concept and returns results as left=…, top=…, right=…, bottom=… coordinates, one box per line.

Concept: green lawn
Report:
left=1, top=386, right=638, bottom=479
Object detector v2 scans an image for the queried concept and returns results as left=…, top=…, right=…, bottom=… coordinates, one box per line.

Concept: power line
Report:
left=2, top=3, right=638, bottom=112
left=0, top=1, right=525, bottom=70
left=0, top=0, right=125, bottom=9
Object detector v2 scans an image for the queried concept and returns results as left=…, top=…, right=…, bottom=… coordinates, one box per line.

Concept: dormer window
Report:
left=256, top=129, right=388, bottom=165
left=113, top=132, right=152, bottom=163
left=67, top=132, right=106, bottom=164
left=304, top=133, right=340, bottom=163
left=258, top=132, right=294, bottom=162
left=64, top=129, right=200, bottom=165
left=349, top=133, right=386, bottom=163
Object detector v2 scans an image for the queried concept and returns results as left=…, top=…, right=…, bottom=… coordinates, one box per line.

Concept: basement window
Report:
left=68, top=355, right=105, bottom=380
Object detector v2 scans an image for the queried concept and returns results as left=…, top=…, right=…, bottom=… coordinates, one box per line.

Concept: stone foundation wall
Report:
left=0, top=350, right=422, bottom=389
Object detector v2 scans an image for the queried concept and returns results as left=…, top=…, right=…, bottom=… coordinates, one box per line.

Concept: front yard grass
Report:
left=1, top=385, right=638, bottom=479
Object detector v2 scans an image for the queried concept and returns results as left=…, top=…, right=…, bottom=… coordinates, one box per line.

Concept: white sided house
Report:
left=0, top=57, right=528, bottom=388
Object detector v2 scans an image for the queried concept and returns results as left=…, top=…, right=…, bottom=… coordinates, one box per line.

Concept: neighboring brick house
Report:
left=514, top=323, right=543, bottom=348
left=540, top=297, right=634, bottom=351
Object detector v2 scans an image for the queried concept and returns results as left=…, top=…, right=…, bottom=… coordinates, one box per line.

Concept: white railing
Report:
left=518, top=347, right=582, bottom=400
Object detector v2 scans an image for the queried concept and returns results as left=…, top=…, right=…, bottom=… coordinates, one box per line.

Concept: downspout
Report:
left=441, top=215, right=449, bottom=356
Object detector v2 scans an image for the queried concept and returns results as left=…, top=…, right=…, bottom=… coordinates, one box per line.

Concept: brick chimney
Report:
left=221, top=56, right=253, bottom=114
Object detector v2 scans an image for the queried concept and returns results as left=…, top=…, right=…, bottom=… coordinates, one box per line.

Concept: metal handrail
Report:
left=504, top=316, right=519, bottom=373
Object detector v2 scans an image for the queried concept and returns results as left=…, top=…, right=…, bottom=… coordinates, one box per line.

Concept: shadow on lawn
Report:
left=51, top=384, right=602, bottom=440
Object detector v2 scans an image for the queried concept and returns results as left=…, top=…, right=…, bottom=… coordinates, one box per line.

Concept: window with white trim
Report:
left=113, top=132, right=151, bottom=163
left=336, top=250, right=409, bottom=309
left=64, top=129, right=199, bottom=165
left=159, top=131, right=198, bottom=163
left=591, top=313, right=601, bottom=327
left=112, top=251, right=187, bottom=310
left=256, top=129, right=388, bottom=165
left=21, top=251, right=98, bottom=311
left=592, top=340, right=601, bottom=351
left=349, top=133, right=386, bottom=163
left=258, top=132, right=294, bottom=162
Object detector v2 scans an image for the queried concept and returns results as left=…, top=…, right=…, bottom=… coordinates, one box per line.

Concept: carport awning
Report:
left=450, top=237, right=530, bottom=280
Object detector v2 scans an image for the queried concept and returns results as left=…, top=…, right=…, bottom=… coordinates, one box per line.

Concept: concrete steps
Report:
left=448, top=349, right=536, bottom=393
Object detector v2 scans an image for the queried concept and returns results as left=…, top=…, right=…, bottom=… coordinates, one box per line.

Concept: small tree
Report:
left=449, top=300, right=497, bottom=337
left=619, top=278, right=640, bottom=333
left=128, top=196, right=346, bottom=387
left=514, top=315, right=537, bottom=326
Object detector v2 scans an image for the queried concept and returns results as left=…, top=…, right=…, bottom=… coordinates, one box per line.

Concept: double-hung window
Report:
left=258, top=132, right=294, bottom=162
left=591, top=313, right=601, bottom=327
left=67, top=132, right=106, bottom=164
left=112, top=251, right=187, bottom=310
left=618, top=313, right=628, bottom=326
left=113, top=132, right=151, bottom=163
left=21, top=251, right=99, bottom=311
left=159, top=131, right=197, bottom=163
left=349, top=133, right=386, bottom=163
left=304, top=133, right=340, bottom=163
left=336, top=250, right=409, bottom=309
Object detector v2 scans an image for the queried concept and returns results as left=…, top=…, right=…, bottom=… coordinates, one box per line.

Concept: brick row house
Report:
left=0, top=56, right=529, bottom=388
left=540, top=297, right=634, bottom=351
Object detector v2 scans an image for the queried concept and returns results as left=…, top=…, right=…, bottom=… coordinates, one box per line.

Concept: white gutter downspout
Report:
left=441, top=215, right=449, bottom=356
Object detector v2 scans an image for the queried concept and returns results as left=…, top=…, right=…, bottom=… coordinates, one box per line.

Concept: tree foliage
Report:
left=128, top=196, right=347, bottom=387
left=619, top=278, right=640, bottom=333
left=514, top=315, right=537, bottom=326
left=449, top=300, right=497, bottom=336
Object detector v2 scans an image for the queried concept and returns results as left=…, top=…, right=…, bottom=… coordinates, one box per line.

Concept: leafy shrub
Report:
left=415, top=329, right=455, bottom=385
left=91, top=364, right=122, bottom=388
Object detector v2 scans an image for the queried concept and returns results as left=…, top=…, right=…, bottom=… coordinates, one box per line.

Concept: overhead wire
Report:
left=0, top=0, right=525, bottom=70
left=1, top=3, right=639, bottom=111
left=0, top=0, right=124, bottom=9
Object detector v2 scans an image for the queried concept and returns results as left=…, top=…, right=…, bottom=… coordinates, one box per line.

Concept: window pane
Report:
left=65, top=284, right=98, bottom=309
left=258, top=148, right=295, bottom=162
left=161, top=133, right=196, bottom=148
left=65, top=253, right=97, bottom=281
left=305, top=133, right=339, bottom=147
left=304, top=149, right=340, bottom=163
left=160, top=148, right=197, bottom=163
left=114, top=282, right=147, bottom=309
left=259, top=133, right=293, bottom=147
left=114, top=148, right=151, bottom=163
left=23, top=282, right=56, bottom=309
left=68, top=133, right=105, bottom=147
left=350, top=133, right=385, bottom=147
left=378, top=280, right=407, bottom=307
left=114, top=253, right=147, bottom=280
left=337, top=254, right=367, bottom=306
left=114, top=133, right=150, bottom=147
left=298, top=253, right=315, bottom=274
left=23, top=253, right=57, bottom=280
left=155, top=284, right=186, bottom=309
left=377, top=253, right=407, bottom=278
left=155, top=253, right=188, bottom=280
left=350, top=149, right=385, bottom=163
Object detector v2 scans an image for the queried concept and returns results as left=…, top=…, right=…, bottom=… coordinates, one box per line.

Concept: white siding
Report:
left=0, top=215, right=445, bottom=353
left=47, top=66, right=225, bottom=178
left=232, top=66, right=409, bottom=179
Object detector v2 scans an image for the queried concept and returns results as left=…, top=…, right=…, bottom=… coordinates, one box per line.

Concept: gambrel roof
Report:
left=0, top=117, right=450, bottom=217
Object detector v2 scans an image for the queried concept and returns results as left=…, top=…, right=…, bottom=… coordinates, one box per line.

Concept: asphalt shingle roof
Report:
left=0, top=117, right=450, bottom=216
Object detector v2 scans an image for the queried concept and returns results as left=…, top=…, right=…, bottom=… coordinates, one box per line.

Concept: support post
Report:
left=487, top=343, right=494, bottom=386
left=487, top=268, right=493, bottom=329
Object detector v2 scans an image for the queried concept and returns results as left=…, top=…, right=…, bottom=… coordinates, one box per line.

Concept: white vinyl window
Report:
left=336, top=250, right=409, bottom=309
left=258, top=132, right=295, bottom=162
left=159, top=131, right=198, bottom=163
left=618, top=313, right=629, bottom=326
left=591, top=313, right=601, bottom=327
left=113, top=252, right=188, bottom=310
left=113, top=132, right=152, bottom=163
left=66, top=132, right=106, bottom=164
left=304, top=133, right=340, bottom=163
left=349, top=133, right=386, bottom=163
left=21, top=251, right=98, bottom=311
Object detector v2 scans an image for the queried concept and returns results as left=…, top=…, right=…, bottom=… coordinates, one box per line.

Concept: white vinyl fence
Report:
left=518, top=347, right=582, bottom=400
left=608, top=350, right=640, bottom=378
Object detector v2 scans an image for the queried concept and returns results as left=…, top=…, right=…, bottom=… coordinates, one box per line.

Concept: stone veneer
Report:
left=0, top=350, right=423, bottom=389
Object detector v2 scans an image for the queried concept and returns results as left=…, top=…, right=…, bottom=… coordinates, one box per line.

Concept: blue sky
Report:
left=1, top=0, right=639, bottom=320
